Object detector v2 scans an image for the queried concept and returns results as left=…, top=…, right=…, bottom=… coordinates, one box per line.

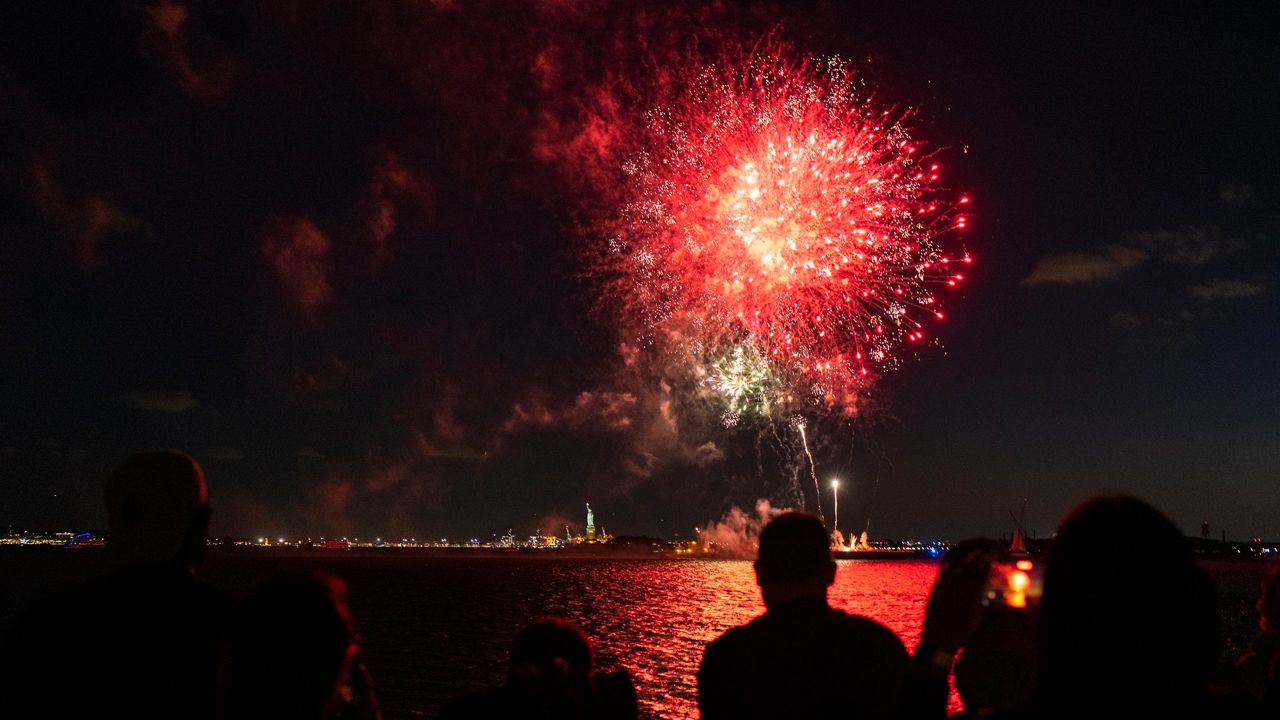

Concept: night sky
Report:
left=2, top=2, right=1276, bottom=542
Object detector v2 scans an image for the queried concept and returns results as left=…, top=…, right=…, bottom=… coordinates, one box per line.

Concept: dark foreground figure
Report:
left=228, top=572, right=380, bottom=719
left=1236, top=557, right=1280, bottom=715
left=698, top=512, right=953, bottom=719
left=935, top=495, right=1258, bottom=719
left=1033, top=496, right=1221, bottom=718
left=441, top=619, right=637, bottom=720
left=1, top=450, right=233, bottom=718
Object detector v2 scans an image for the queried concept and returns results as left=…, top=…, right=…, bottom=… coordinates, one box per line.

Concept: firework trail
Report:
left=794, top=415, right=822, bottom=520
left=585, top=40, right=970, bottom=418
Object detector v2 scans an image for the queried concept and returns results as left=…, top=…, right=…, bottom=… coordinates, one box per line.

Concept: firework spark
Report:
left=587, top=43, right=970, bottom=414
left=705, top=342, right=775, bottom=419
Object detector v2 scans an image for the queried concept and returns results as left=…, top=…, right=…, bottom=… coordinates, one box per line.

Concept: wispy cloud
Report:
left=364, top=152, right=434, bottom=270
left=498, top=377, right=728, bottom=491
left=119, top=390, right=200, bottom=413
left=1189, top=279, right=1266, bottom=302
left=261, top=215, right=333, bottom=317
left=1131, top=225, right=1240, bottom=266
left=1218, top=183, right=1255, bottom=207
left=1109, top=311, right=1147, bottom=329
left=143, top=1, right=237, bottom=101
left=29, top=162, right=149, bottom=270
left=1024, top=223, right=1249, bottom=287
left=1021, top=245, right=1148, bottom=285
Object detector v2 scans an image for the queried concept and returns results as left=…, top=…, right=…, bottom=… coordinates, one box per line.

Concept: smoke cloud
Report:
left=698, top=499, right=790, bottom=559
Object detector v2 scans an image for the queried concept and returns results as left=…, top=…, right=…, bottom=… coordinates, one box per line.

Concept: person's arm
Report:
left=897, top=541, right=993, bottom=719
left=894, top=643, right=952, bottom=720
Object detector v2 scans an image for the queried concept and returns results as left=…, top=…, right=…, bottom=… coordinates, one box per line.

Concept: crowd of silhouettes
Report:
left=2, top=450, right=1278, bottom=718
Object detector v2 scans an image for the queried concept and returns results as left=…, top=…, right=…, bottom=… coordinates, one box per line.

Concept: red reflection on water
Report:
left=545, top=559, right=939, bottom=719
left=7, top=552, right=1268, bottom=718
left=194, top=554, right=945, bottom=718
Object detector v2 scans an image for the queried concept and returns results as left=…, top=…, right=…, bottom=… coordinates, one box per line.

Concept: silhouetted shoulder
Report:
left=699, top=599, right=909, bottom=718
left=826, top=608, right=909, bottom=655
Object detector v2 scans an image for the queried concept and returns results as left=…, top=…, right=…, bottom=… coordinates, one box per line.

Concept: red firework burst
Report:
left=588, top=44, right=970, bottom=413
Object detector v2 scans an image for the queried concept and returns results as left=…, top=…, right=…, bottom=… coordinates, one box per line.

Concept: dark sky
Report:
left=2, top=2, right=1276, bottom=542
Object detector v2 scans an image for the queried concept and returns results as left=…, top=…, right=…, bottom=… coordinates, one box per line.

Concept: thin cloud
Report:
left=29, top=163, right=148, bottom=270
left=502, top=390, right=638, bottom=433
left=143, top=1, right=237, bottom=101
left=1218, top=183, right=1255, bottom=207
left=261, top=215, right=334, bottom=317
left=365, top=152, right=434, bottom=270
left=1025, top=224, right=1248, bottom=287
left=1021, top=245, right=1148, bottom=285
left=1189, top=279, right=1266, bottom=302
left=119, top=390, right=200, bottom=413
left=1131, top=225, right=1240, bottom=266
left=1109, top=311, right=1147, bottom=329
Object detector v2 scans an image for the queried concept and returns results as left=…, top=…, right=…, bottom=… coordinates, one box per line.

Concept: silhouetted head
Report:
left=104, top=450, right=210, bottom=568
left=1038, top=495, right=1217, bottom=710
left=509, top=619, right=593, bottom=684
left=504, top=619, right=607, bottom=719
left=231, top=573, right=356, bottom=719
left=754, top=512, right=836, bottom=609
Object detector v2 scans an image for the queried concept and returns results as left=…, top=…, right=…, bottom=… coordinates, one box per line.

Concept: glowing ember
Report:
left=588, top=44, right=970, bottom=413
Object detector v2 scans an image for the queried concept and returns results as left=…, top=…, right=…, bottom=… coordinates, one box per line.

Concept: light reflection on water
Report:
left=541, top=559, right=938, bottom=720
left=4, top=551, right=1266, bottom=719
left=203, top=556, right=938, bottom=719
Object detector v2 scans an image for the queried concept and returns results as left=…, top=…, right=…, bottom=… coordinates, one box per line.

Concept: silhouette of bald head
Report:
left=754, top=512, right=837, bottom=608
left=104, top=450, right=209, bottom=567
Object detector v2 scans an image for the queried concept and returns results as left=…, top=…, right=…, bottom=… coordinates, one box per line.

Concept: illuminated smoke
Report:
left=697, top=499, right=789, bottom=559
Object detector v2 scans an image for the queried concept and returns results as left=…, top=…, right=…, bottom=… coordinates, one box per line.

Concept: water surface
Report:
left=2, top=551, right=1267, bottom=719
left=202, top=556, right=934, bottom=718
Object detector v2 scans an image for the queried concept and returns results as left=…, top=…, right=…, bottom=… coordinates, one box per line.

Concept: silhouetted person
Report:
left=697, top=511, right=913, bottom=718
left=441, top=619, right=636, bottom=720
left=906, top=537, right=1041, bottom=718
left=953, top=606, right=1038, bottom=718
left=1, top=450, right=233, bottom=718
left=1035, top=496, right=1219, bottom=717
left=228, top=572, right=380, bottom=720
left=1237, top=557, right=1280, bottom=715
